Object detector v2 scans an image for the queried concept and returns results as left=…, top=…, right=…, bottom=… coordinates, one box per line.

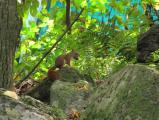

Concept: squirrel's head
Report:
left=71, top=49, right=79, bottom=60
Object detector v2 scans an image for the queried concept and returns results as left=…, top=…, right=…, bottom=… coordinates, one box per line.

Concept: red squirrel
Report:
left=48, top=49, right=79, bottom=81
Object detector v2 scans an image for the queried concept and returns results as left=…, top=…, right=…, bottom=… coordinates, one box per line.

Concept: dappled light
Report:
left=0, top=0, right=159, bottom=120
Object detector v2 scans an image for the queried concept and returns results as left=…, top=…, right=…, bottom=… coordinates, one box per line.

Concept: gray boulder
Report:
left=80, top=64, right=159, bottom=120
left=50, top=80, right=93, bottom=115
left=137, top=25, right=159, bottom=62
left=0, top=89, right=55, bottom=120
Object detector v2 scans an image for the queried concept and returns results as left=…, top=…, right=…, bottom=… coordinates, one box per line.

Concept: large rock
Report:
left=0, top=89, right=55, bottom=120
left=27, top=67, right=94, bottom=103
left=50, top=80, right=93, bottom=114
left=137, top=25, right=159, bottom=62
left=80, top=64, right=159, bottom=120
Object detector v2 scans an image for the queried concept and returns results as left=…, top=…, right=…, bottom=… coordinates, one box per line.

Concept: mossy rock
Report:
left=27, top=67, right=90, bottom=103
left=0, top=89, right=55, bottom=120
left=50, top=80, right=93, bottom=113
left=58, top=67, right=84, bottom=83
left=80, top=64, right=159, bottom=120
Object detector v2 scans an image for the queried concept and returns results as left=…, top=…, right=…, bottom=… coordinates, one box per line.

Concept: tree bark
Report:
left=66, top=0, right=71, bottom=31
left=0, top=0, right=21, bottom=89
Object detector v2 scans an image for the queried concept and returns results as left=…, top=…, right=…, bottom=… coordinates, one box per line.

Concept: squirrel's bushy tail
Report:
left=48, top=67, right=59, bottom=81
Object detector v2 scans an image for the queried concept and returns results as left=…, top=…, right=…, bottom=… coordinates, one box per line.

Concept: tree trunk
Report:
left=0, top=0, right=21, bottom=89
left=66, top=0, right=71, bottom=31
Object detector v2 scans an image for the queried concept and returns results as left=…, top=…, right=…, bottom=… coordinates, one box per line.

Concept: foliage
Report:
left=14, top=0, right=158, bottom=81
left=148, top=50, right=159, bottom=69
left=152, top=49, right=159, bottom=62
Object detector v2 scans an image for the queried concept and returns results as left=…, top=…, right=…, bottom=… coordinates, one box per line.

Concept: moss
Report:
left=51, top=82, right=76, bottom=109
left=20, top=96, right=56, bottom=118
left=114, top=66, right=159, bottom=120
left=80, top=64, right=159, bottom=120
left=5, top=107, right=21, bottom=119
left=50, top=106, right=66, bottom=120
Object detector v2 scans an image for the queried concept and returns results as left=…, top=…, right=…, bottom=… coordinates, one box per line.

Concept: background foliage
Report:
left=14, top=0, right=158, bottom=81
